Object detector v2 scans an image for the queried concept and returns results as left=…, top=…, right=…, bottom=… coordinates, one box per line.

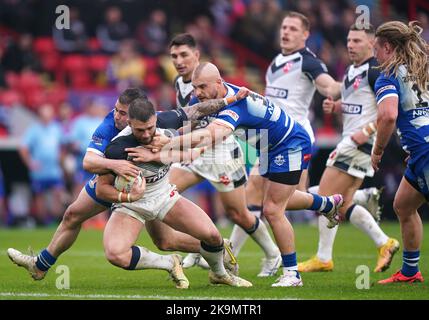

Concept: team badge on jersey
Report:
left=353, top=76, right=362, bottom=90
left=219, top=174, right=231, bottom=185
left=283, top=62, right=293, bottom=73
left=274, top=154, right=285, bottom=166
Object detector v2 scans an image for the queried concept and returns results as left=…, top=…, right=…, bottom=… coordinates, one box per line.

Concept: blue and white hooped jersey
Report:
left=214, top=82, right=299, bottom=153
left=87, top=110, right=120, bottom=157
left=375, top=65, right=429, bottom=158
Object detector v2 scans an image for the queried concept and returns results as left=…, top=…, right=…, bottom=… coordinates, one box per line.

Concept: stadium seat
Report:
left=0, top=89, right=22, bottom=107
left=62, top=55, right=88, bottom=72
left=87, top=55, right=110, bottom=72
left=24, top=89, right=47, bottom=110
left=40, top=52, right=60, bottom=73
left=61, top=55, right=92, bottom=88
left=33, top=37, right=56, bottom=56
left=5, top=72, right=20, bottom=90
left=88, top=38, right=101, bottom=52
left=45, top=85, right=68, bottom=108
left=18, top=71, right=44, bottom=92
left=142, top=56, right=161, bottom=90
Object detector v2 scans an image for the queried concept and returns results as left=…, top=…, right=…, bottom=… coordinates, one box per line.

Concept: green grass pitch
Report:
left=0, top=222, right=427, bottom=300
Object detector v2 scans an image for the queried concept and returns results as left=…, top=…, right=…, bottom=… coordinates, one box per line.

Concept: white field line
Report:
left=0, top=292, right=297, bottom=300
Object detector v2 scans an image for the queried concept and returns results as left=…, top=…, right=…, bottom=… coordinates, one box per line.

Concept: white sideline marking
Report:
left=0, top=292, right=296, bottom=300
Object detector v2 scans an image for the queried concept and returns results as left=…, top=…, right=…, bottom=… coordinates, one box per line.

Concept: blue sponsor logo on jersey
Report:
left=342, top=103, right=362, bottom=114
left=412, top=108, right=429, bottom=118
left=265, top=86, right=288, bottom=99
left=91, top=135, right=103, bottom=146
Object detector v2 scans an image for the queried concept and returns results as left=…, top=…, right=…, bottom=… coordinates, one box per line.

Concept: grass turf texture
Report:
left=0, top=222, right=427, bottom=300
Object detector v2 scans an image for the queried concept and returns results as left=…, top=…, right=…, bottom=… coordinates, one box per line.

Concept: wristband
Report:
left=368, top=122, right=376, bottom=133
left=118, top=192, right=123, bottom=203
left=224, top=96, right=237, bottom=105
left=362, top=127, right=370, bottom=137
left=127, top=193, right=131, bottom=203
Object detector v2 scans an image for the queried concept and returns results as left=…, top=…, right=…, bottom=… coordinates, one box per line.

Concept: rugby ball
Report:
left=114, top=172, right=143, bottom=193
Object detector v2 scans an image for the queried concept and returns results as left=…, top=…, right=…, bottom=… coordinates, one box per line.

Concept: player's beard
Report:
left=139, top=135, right=154, bottom=145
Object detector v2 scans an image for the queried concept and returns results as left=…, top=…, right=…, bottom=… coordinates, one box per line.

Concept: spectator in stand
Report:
left=52, top=7, right=88, bottom=54
left=418, top=12, right=429, bottom=43
left=135, top=9, right=168, bottom=57
left=69, top=99, right=106, bottom=196
left=0, top=167, right=6, bottom=226
left=107, top=40, right=145, bottom=92
left=96, top=6, right=130, bottom=54
left=1, top=34, right=41, bottom=73
left=232, top=0, right=266, bottom=55
left=19, top=104, right=65, bottom=225
left=0, top=103, right=10, bottom=136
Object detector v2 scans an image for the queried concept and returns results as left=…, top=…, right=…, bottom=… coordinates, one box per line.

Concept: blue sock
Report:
left=126, top=246, right=141, bottom=270
left=281, top=252, right=299, bottom=277
left=35, top=249, right=57, bottom=272
left=308, top=194, right=333, bottom=213
left=402, top=250, right=420, bottom=277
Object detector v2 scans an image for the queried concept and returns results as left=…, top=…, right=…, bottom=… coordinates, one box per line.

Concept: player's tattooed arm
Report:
left=183, top=86, right=250, bottom=120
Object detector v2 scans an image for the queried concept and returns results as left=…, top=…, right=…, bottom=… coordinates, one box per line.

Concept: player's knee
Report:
left=393, top=197, right=410, bottom=219
left=262, top=203, right=281, bottom=222
left=62, top=205, right=85, bottom=228
left=224, top=206, right=243, bottom=224
left=104, top=247, right=129, bottom=268
left=203, top=228, right=223, bottom=247
left=152, top=234, right=172, bottom=251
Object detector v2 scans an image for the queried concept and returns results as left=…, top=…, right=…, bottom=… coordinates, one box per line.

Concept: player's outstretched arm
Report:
left=83, top=151, right=141, bottom=179
left=163, top=122, right=233, bottom=152
left=126, top=146, right=207, bottom=164
left=315, top=74, right=341, bottom=99
left=182, top=87, right=249, bottom=120
left=95, top=173, right=146, bottom=203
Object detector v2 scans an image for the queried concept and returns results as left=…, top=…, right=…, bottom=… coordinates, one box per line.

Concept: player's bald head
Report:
left=191, top=62, right=226, bottom=101
left=192, top=62, right=221, bottom=82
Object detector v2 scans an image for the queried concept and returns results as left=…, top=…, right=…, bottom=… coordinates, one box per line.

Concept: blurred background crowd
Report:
left=0, top=0, right=428, bottom=228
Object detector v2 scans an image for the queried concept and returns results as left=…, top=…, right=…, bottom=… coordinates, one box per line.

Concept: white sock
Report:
left=316, top=215, right=338, bottom=262
left=348, top=205, right=389, bottom=247
left=200, top=242, right=227, bottom=276
left=229, top=225, right=248, bottom=256
left=249, top=218, right=280, bottom=258
left=134, top=246, right=174, bottom=270
left=308, top=185, right=319, bottom=194
left=229, top=207, right=261, bottom=256
left=352, top=189, right=368, bottom=205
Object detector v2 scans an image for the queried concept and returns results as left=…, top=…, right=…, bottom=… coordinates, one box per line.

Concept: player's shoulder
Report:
left=300, top=47, right=328, bottom=73
left=105, top=130, right=139, bottom=159
left=174, top=75, right=182, bottom=88
left=367, top=57, right=378, bottom=68
left=97, top=110, right=116, bottom=130
left=224, top=82, right=240, bottom=94
left=300, top=47, right=321, bottom=62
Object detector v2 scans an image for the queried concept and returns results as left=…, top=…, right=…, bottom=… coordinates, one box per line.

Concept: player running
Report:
left=298, top=24, right=399, bottom=273
left=372, top=21, right=428, bottom=284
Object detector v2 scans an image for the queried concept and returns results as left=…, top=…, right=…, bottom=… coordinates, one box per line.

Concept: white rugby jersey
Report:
left=174, top=75, right=194, bottom=108
left=265, top=47, right=328, bottom=123
left=176, top=76, right=242, bottom=164
left=107, top=127, right=172, bottom=197
left=341, top=57, right=379, bottom=139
